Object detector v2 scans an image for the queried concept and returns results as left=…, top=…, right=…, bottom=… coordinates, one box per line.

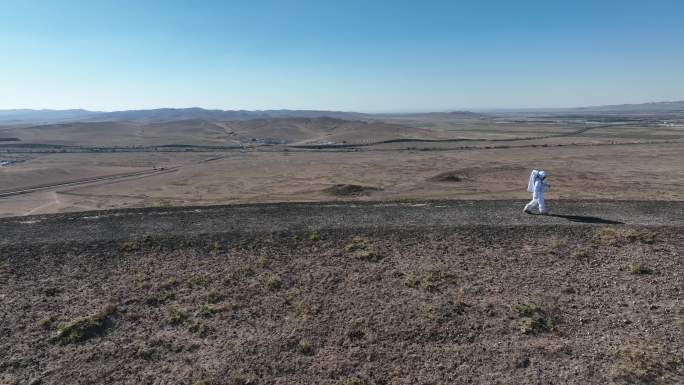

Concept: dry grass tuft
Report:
left=612, top=347, right=684, bottom=384
left=49, top=303, right=118, bottom=344
left=630, top=263, right=654, bottom=275
left=594, top=228, right=658, bottom=246
left=344, top=236, right=383, bottom=262
left=119, top=240, right=140, bottom=252
left=573, top=248, right=593, bottom=261
left=257, top=255, right=269, bottom=268
left=405, top=269, right=457, bottom=292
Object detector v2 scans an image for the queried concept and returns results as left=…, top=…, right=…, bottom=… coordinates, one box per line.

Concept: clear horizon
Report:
left=2, top=1, right=683, bottom=112
left=2, top=98, right=684, bottom=115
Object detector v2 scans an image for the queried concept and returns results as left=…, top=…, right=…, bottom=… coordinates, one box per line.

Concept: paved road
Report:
left=0, top=200, right=681, bottom=245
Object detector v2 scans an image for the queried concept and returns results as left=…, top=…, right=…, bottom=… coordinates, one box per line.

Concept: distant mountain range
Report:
left=489, top=101, right=684, bottom=115
left=1, top=101, right=682, bottom=124
left=0, top=108, right=367, bottom=124
left=561, top=101, right=684, bottom=113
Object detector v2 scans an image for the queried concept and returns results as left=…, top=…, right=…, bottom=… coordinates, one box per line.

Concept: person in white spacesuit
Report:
left=524, top=170, right=550, bottom=215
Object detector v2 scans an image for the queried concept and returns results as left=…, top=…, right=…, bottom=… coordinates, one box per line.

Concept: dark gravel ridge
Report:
left=0, top=200, right=682, bottom=246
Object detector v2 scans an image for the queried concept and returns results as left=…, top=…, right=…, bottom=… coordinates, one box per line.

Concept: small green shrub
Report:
left=36, top=317, right=52, bottom=328
left=119, top=240, right=140, bottom=252
left=257, top=255, right=269, bottom=268
left=198, top=304, right=213, bottom=318
left=164, top=305, right=188, bottom=325
left=267, top=275, right=283, bottom=291
left=210, top=241, right=223, bottom=253
left=198, top=303, right=232, bottom=318
left=297, top=339, right=313, bottom=355
left=347, top=319, right=366, bottom=340
left=145, top=292, right=176, bottom=306
left=238, top=264, right=253, bottom=276
left=188, top=275, right=213, bottom=288
left=513, top=302, right=542, bottom=317
left=0, top=262, right=12, bottom=275
left=188, top=320, right=207, bottom=337
left=344, top=236, right=369, bottom=252
left=308, top=231, right=321, bottom=241
left=513, top=302, right=555, bottom=334
left=206, top=289, right=224, bottom=304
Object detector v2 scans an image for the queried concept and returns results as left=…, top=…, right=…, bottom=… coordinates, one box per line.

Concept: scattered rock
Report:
left=429, top=171, right=468, bottom=182
left=323, top=184, right=381, bottom=196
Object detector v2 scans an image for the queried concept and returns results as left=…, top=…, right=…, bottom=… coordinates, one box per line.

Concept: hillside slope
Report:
left=1, top=201, right=682, bottom=385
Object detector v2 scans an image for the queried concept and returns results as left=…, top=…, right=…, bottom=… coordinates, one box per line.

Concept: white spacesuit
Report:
left=524, top=170, right=550, bottom=214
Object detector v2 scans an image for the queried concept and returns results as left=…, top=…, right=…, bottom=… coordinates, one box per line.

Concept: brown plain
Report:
left=0, top=115, right=682, bottom=217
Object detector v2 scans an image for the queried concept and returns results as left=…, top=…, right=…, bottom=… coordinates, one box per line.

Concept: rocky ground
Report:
left=1, top=201, right=683, bottom=385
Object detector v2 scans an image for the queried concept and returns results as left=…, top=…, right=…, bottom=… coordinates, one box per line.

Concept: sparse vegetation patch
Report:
left=0, top=262, right=12, bottom=275
left=594, top=227, right=658, bottom=246
left=573, top=248, right=592, bottom=261
left=296, top=339, right=313, bottom=355
left=145, top=291, right=176, bottom=306
left=612, top=347, right=684, bottom=384
left=3, top=219, right=682, bottom=384
left=206, top=289, right=225, bottom=304
left=344, top=236, right=383, bottom=262
left=257, top=255, right=269, bottom=268
left=159, top=276, right=179, bottom=290
left=630, top=263, right=654, bottom=275
left=513, top=302, right=555, bottom=334
left=198, top=303, right=233, bottom=318
left=36, top=317, right=53, bottom=329
left=267, top=275, right=283, bottom=291
left=405, top=269, right=457, bottom=292
left=224, top=265, right=254, bottom=285
left=188, top=319, right=208, bottom=337
left=347, top=318, right=366, bottom=340
left=544, top=239, right=568, bottom=256
left=119, top=240, right=140, bottom=252
left=210, top=241, right=223, bottom=254
left=164, top=305, right=188, bottom=325
left=49, top=303, right=118, bottom=344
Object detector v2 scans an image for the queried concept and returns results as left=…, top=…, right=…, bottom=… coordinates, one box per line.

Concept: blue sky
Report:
left=1, top=0, right=683, bottom=112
